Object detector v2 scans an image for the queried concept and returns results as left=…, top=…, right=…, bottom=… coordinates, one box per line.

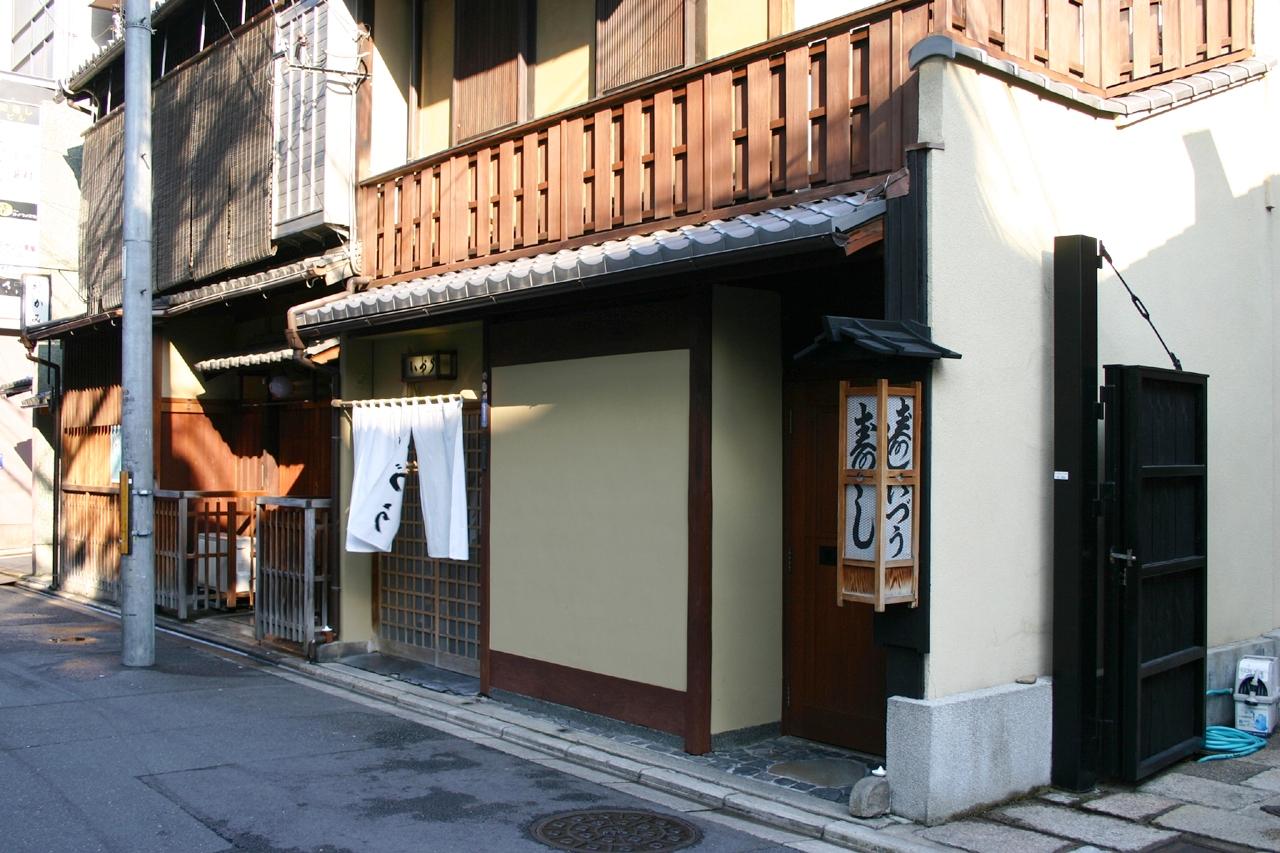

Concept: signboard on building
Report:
left=0, top=98, right=41, bottom=280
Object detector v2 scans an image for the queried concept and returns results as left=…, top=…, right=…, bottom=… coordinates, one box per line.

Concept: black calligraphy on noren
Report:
left=887, top=396, right=912, bottom=470
left=849, top=401, right=877, bottom=469
left=374, top=502, right=393, bottom=533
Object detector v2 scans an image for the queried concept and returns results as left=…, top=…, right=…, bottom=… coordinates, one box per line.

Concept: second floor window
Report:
left=596, top=0, right=685, bottom=92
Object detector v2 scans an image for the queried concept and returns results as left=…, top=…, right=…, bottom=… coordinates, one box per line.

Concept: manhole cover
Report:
left=768, top=757, right=868, bottom=787
left=49, top=636, right=92, bottom=644
left=528, top=809, right=702, bottom=852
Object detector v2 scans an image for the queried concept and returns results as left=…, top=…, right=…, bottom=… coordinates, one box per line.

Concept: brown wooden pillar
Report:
left=685, top=287, right=713, bottom=754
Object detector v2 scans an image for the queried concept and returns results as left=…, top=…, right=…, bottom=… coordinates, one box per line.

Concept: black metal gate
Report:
left=1103, top=365, right=1208, bottom=782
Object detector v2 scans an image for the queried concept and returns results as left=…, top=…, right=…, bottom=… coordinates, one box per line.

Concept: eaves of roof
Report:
left=65, top=0, right=181, bottom=92
left=156, top=250, right=353, bottom=317
left=291, top=191, right=887, bottom=338
left=908, top=34, right=1273, bottom=122
left=192, top=338, right=339, bottom=374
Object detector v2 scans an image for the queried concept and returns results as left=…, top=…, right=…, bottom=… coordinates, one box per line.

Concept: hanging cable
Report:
left=1099, top=243, right=1183, bottom=371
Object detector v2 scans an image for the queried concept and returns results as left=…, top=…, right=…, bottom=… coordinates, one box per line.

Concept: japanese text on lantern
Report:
left=836, top=379, right=922, bottom=610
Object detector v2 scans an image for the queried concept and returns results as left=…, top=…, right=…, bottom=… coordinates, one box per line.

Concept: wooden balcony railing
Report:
left=359, top=0, right=1250, bottom=284
left=360, top=0, right=931, bottom=282
left=942, top=0, right=1252, bottom=96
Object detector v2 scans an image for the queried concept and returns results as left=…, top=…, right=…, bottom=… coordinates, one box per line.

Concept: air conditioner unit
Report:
left=272, top=0, right=359, bottom=240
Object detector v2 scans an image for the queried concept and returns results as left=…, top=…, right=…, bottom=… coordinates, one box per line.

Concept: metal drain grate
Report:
left=528, top=809, right=702, bottom=852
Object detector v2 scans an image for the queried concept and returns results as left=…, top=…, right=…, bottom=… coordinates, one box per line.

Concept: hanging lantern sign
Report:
left=836, top=378, right=922, bottom=610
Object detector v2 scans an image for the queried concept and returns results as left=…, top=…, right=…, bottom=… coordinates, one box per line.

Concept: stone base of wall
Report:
left=886, top=678, right=1052, bottom=825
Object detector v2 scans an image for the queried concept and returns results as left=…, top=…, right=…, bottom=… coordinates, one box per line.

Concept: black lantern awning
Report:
left=794, top=317, right=961, bottom=361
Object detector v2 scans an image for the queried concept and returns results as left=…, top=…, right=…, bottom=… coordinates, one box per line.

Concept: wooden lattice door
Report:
left=374, top=411, right=484, bottom=675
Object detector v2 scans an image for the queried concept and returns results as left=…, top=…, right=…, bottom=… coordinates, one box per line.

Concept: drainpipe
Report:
left=25, top=346, right=61, bottom=590
left=327, top=366, right=342, bottom=645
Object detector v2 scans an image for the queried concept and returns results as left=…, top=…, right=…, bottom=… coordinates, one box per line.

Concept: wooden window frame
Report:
left=594, top=0, right=690, bottom=96
left=451, top=0, right=533, bottom=145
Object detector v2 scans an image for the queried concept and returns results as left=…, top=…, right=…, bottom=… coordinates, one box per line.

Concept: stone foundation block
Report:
left=886, top=678, right=1051, bottom=825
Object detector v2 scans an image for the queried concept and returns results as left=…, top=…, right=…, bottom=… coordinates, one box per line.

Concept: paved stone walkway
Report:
left=917, top=747, right=1280, bottom=852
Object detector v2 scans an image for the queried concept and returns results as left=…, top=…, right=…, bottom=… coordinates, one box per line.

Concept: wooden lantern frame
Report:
left=836, top=378, right=922, bottom=610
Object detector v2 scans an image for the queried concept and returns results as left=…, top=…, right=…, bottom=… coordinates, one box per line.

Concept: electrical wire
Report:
left=1099, top=243, right=1183, bottom=372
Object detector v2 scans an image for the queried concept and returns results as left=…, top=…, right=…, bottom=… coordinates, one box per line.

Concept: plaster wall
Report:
left=534, top=0, right=593, bottom=118
left=792, top=0, right=884, bottom=31
left=416, top=0, right=453, bottom=157
left=490, top=350, right=689, bottom=691
left=369, top=0, right=411, bottom=174
left=704, top=0, right=767, bottom=59
left=710, top=285, right=783, bottom=733
left=0, top=336, right=34, bottom=550
left=334, top=322, right=483, bottom=645
left=920, top=54, right=1280, bottom=699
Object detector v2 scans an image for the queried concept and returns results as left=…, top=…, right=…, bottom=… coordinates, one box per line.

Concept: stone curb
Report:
left=10, top=579, right=935, bottom=852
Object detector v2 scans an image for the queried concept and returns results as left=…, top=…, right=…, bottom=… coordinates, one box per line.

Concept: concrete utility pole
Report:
left=120, top=0, right=155, bottom=667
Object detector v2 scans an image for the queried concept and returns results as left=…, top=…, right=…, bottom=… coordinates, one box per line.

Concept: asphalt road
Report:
left=0, top=587, right=801, bottom=853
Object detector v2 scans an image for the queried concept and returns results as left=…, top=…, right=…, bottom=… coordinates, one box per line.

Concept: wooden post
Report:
left=304, top=503, right=316, bottom=653
left=177, top=494, right=188, bottom=621
left=254, top=500, right=263, bottom=640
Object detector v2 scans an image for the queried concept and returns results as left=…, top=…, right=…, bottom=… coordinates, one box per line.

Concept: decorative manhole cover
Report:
left=528, top=809, right=702, bottom=852
left=49, top=636, right=92, bottom=644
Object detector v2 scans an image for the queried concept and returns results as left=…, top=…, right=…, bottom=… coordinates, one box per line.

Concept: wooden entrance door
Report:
left=784, top=379, right=887, bottom=755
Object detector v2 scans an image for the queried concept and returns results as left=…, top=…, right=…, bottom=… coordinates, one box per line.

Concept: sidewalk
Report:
left=18, top=576, right=1280, bottom=852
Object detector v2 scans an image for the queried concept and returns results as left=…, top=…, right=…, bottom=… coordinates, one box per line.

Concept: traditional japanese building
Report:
left=38, top=0, right=1280, bottom=824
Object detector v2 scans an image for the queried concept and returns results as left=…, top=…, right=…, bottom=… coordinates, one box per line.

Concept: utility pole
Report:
left=120, top=0, right=155, bottom=667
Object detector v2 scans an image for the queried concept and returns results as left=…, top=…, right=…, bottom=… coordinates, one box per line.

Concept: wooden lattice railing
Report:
left=359, top=0, right=1250, bottom=284
left=940, top=0, right=1253, bottom=96
left=154, top=490, right=262, bottom=618
left=254, top=497, right=331, bottom=648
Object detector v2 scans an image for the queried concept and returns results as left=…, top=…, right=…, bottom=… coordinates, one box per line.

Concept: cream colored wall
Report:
left=705, top=0, right=767, bottom=59
left=417, top=0, right=453, bottom=157
left=337, top=334, right=376, bottom=643
left=791, top=0, right=882, bottom=31
left=370, top=0, right=411, bottom=174
left=334, top=321, right=484, bottom=645
left=534, top=0, right=593, bottom=118
left=710, top=286, right=783, bottom=734
left=490, top=350, right=689, bottom=691
left=0, top=336, right=34, bottom=550
left=919, top=50, right=1280, bottom=699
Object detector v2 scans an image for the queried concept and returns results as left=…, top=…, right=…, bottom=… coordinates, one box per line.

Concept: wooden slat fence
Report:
left=59, top=485, right=120, bottom=602
left=936, top=0, right=1252, bottom=95
left=360, top=0, right=1251, bottom=284
left=254, top=497, right=331, bottom=648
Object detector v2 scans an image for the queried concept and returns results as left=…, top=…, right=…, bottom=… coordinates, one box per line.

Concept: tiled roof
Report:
left=193, top=338, right=338, bottom=373
left=292, top=192, right=887, bottom=332
left=158, top=250, right=353, bottom=316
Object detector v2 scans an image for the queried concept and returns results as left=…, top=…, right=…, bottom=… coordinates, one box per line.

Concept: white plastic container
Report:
left=1234, top=655, right=1279, bottom=735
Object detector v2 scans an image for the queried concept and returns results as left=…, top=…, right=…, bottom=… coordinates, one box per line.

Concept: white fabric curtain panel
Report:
left=345, top=403, right=411, bottom=552
left=344, top=397, right=469, bottom=559
left=408, top=399, right=469, bottom=561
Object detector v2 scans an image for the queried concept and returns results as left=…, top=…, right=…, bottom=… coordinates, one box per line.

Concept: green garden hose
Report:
left=1200, top=688, right=1268, bottom=762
